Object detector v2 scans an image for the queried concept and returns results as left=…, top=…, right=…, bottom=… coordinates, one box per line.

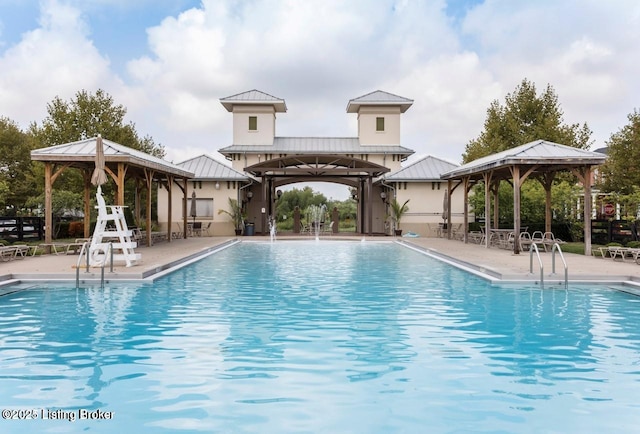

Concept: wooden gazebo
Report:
left=440, top=140, right=607, bottom=255
left=31, top=137, right=194, bottom=247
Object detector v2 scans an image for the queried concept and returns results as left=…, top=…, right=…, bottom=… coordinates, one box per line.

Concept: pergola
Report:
left=440, top=140, right=607, bottom=255
left=244, top=154, right=390, bottom=235
left=31, top=137, right=194, bottom=247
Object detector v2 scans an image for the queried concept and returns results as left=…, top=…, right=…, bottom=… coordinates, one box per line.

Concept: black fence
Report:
left=591, top=220, right=638, bottom=245
left=0, top=217, right=44, bottom=242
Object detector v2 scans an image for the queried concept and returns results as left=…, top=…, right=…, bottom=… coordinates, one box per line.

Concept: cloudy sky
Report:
left=1, top=0, right=639, bottom=199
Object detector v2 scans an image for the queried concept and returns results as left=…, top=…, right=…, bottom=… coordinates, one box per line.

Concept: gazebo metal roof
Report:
left=31, top=137, right=194, bottom=178
left=440, top=140, right=606, bottom=180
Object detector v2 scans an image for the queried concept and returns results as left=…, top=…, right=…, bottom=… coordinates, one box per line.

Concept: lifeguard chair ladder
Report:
left=89, top=186, right=141, bottom=267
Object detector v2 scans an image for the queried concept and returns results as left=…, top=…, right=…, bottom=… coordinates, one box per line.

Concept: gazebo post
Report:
left=512, top=165, right=521, bottom=254
left=166, top=175, right=173, bottom=242
left=463, top=177, right=471, bottom=244
left=367, top=176, right=373, bottom=236
left=577, top=166, right=593, bottom=256
left=483, top=172, right=492, bottom=248
left=44, top=162, right=53, bottom=244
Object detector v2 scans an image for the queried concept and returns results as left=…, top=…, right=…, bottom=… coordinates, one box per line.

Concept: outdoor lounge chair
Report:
left=12, top=244, right=30, bottom=259
left=0, top=246, right=17, bottom=261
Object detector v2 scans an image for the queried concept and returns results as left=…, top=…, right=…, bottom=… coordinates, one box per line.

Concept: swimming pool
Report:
left=1, top=241, right=639, bottom=433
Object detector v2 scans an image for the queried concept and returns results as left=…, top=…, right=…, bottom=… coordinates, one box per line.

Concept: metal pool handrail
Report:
left=551, top=242, right=568, bottom=289
left=75, top=241, right=113, bottom=289
left=75, top=241, right=90, bottom=289
left=529, top=243, right=544, bottom=287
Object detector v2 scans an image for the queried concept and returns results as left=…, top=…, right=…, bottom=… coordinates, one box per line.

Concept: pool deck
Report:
left=1, top=235, right=639, bottom=287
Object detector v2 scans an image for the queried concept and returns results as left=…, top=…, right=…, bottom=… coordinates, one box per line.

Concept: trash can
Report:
left=244, top=222, right=255, bottom=236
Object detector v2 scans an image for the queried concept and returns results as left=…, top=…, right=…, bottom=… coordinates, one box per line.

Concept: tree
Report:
left=28, top=189, right=84, bottom=237
left=462, top=79, right=593, bottom=231
left=28, top=89, right=166, bottom=218
left=275, top=186, right=328, bottom=219
left=599, top=109, right=640, bottom=194
left=31, top=89, right=165, bottom=158
left=0, top=117, right=40, bottom=216
left=463, top=79, right=592, bottom=163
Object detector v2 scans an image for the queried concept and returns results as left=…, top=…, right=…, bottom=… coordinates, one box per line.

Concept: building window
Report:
left=248, top=116, right=257, bottom=131
left=184, top=198, right=214, bottom=219
left=376, top=117, right=384, bottom=132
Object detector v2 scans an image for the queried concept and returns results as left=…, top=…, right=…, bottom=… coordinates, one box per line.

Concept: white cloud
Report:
left=0, top=0, right=124, bottom=130
left=1, top=0, right=639, bottom=167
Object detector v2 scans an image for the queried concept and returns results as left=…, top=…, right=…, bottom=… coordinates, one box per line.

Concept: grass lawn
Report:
left=561, top=242, right=611, bottom=255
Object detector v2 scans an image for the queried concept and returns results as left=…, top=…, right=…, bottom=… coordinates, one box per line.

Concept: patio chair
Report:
left=519, top=232, right=533, bottom=251
left=543, top=232, right=565, bottom=250
left=323, top=221, right=334, bottom=235
left=192, top=222, right=202, bottom=237
left=203, top=222, right=212, bottom=236
left=502, top=232, right=515, bottom=250
left=172, top=223, right=183, bottom=239
left=468, top=230, right=484, bottom=244
left=531, top=231, right=547, bottom=252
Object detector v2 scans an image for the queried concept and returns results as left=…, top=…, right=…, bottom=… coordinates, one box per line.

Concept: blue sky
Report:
left=1, top=0, right=639, bottom=199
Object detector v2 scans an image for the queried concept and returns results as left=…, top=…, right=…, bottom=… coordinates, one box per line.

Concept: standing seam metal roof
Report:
left=347, top=90, right=414, bottom=113
left=177, top=155, right=248, bottom=180
left=441, top=140, right=607, bottom=179
left=219, top=89, right=287, bottom=112
left=218, top=137, right=414, bottom=155
left=385, top=155, right=459, bottom=181
left=30, top=137, right=194, bottom=178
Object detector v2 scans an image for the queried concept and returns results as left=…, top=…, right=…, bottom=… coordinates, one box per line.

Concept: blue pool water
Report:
left=1, top=241, right=640, bottom=433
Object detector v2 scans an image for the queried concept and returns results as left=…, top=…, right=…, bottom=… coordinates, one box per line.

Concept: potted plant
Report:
left=390, top=198, right=410, bottom=236
left=218, top=198, right=245, bottom=235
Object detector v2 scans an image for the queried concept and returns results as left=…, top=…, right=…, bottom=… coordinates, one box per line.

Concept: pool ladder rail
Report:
left=529, top=242, right=568, bottom=288
left=76, top=241, right=113, bottom=289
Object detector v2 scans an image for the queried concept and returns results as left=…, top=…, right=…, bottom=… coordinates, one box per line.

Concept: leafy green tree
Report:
left=599, top=109, right=640, bottom=194
left=28, top=89, right=165, bottom=219
left=463, top=79, right=593, bottom=228
left=0, top=117, right=40, bottom=216
left=463, top=79, right=592, bottom=163
left=31, top=89, right=164, bottom=157
left=27, top=189, right=84, bottom=237
left=275, top=186, right=328, bottom=219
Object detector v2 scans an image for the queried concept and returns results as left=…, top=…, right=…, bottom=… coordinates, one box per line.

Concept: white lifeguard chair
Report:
left=89, top=186, right=141, bottom=267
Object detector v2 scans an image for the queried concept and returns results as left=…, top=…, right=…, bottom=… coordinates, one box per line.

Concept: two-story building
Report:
left=157, top=89, right=466, bottom=236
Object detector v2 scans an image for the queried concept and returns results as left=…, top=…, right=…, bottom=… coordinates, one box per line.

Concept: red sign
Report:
left=604, top=203, right=615, bottom=216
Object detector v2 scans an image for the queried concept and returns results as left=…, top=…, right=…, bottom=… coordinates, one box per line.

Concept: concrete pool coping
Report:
left=1, top=235, right=639, bottom=289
